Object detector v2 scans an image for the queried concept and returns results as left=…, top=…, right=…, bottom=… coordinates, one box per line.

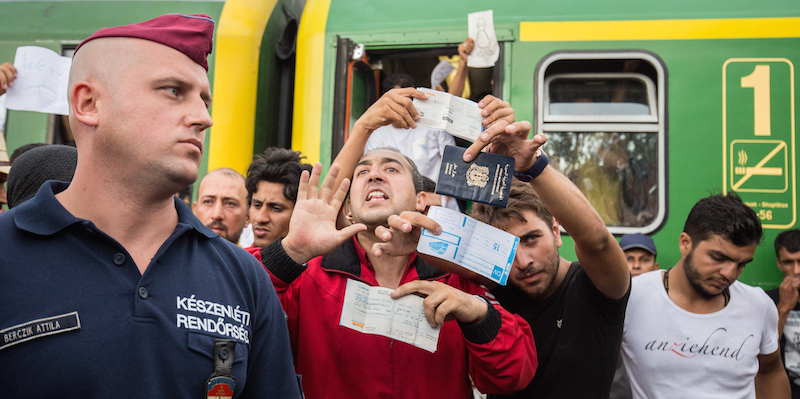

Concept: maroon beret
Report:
left=74, top=13, right=215, bottom=71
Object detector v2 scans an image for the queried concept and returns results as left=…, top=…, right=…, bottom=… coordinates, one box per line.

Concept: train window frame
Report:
left=543, top=73, right=658, bottom=123
left=535, top=51, right=667, bottom=235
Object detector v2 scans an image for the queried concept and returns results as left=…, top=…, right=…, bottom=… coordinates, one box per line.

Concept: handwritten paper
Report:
left=430, top=59, right=456, bottom=89
left=467, top=10, right=500, bottom=68
left=413, top=88, right=483, bottom=142
left=340, top=279, right=440, bottom=352
left=417, top=206, right=518, bottom=285
left=5, top=46, right=72, bottom=115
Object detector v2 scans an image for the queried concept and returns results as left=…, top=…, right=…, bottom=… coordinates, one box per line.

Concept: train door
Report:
left=328, top=37, right=503, bottom=161
left=535, top=52, right=667, bottom=235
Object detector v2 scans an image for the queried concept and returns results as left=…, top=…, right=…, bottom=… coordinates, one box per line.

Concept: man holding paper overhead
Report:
left=468, top=122, right=631, bottom=398
left=250, top=89, right=536, bottom=398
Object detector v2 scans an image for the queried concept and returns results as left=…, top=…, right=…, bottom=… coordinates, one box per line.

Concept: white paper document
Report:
left=340, top=279, right=441, bottom=353
left=467, top=10, right=500, bottom=68
left=5, top=46, right=72, bottom=116
left=417, top=206, right=518, bottom=286
left=430, top=59, right=456, bottom=89
left=413, top=88, right=483, bottom=142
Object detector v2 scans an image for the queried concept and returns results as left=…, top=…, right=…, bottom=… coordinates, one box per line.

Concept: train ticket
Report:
left=340, top=279, right=440, bottom=353
left=417, top=206, right=518, bottom=285
left=413, top=88, right=483, bottom=142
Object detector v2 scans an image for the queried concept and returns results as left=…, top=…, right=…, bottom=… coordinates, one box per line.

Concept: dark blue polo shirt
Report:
left=0, top=181, right=301, bottom=398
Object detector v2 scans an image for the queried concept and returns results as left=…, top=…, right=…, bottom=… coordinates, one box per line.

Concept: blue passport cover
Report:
left=436, top=145, right=514, bottom=208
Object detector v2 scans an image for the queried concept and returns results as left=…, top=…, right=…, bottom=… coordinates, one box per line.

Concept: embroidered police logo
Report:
left=466, top=163, right=490, bottom=188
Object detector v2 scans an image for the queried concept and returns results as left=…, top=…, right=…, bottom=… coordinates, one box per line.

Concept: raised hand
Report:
left=353, top=87, right=429, bottom=133
left=282, top=163, right=367, bottom=264
left=463, top=120, right=547, bottom=172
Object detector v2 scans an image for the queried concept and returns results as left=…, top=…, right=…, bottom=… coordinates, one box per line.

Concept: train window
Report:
left=536, top=52, right=666, bottom=234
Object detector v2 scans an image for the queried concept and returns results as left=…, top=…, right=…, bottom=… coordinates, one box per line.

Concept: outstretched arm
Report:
left=448, top=38, right=473, bottom=98
left=332, top=88, right=427, bottom=194
left=468, top=121, right=630, bottom=300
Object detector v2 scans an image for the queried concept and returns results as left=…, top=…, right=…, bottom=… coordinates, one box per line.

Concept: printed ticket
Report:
left=417, top=206, right=518, bottom=285
left=413, top=88, right=483, bottom=142
left=340, top=279, right=440, bottom=353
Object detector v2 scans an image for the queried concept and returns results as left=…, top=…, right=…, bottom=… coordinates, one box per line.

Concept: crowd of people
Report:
left=0, top=13, right=796, bottom=399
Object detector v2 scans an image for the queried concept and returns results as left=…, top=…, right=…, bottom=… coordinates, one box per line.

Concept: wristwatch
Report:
left=513, top=150, right=549, bottom=182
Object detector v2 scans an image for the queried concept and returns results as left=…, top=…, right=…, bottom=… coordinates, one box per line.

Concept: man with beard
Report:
left=621, top=193, right=789, bottom=398
left=471, top=173, right=631, bottom=397
left=767, top=229, right=800, bottom=398
left=249, top=87, right=537, bottom=398
left=244, top=147, right=312, bottom=248
left=192, top=168, right=248, bottom=244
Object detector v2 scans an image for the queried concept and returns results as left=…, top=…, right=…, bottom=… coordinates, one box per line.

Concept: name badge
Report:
left=1, top=311, right=81, bottom=351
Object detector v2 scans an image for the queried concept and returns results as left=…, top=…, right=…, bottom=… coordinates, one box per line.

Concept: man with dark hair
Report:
left=0, top=14, right=301, bottom=397
left=622, top=193, right=789, bottom=398
left=248, top=86, right=536, bottom=398
left=471, top=172, right=631, bottom=398
left=193, top=168, right=248, bottom=245
left=244, top=147, right=312, bottom=248
left=767, top=229, right=800, bottom=397
left=365, top=39, right=475, bottom=212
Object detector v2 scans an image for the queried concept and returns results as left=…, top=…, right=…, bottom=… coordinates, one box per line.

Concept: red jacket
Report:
left=250, top=238, right=537, bottom=399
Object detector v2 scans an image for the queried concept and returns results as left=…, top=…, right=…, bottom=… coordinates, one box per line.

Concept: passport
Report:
left=435, top=145, right=514, bottom=208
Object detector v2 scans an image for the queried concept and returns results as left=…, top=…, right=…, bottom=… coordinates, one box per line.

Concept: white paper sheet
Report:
left=430, top=59, right=456, bottom=89
left=417, top=206, right=518, bottom=285
left=340, top=279, right=440, bottom=353
left=5, top=46, right=72, bottom=115
left=413, top=88, right=483, bottom=142
left=467, top=10, right=500, bottom=68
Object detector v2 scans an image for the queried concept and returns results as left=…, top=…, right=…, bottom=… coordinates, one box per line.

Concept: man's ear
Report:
left=678, top=232, right=693, bottom=257
left=552, top=216, right=563, bottom=248
left=70, top=81, right=100, bottom=127
left=416, top=191, right=428, bottom=212
left=192, top=201, right=197, bottom=213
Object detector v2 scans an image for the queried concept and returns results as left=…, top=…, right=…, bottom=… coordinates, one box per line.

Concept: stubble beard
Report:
left=515, top=241, right=562, bottom=300
left=683, top=249, right=728, bottom=299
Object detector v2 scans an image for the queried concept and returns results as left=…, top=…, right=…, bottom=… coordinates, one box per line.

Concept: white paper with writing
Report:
left=340, top=278, right=440, bottom=353
left=413, top=88, right=483, bottom=142
left=5, top=46, right=72, bottom=115
left=417, top=206, right=518, bottom=285
left=467, top=10, right=500, bottom=68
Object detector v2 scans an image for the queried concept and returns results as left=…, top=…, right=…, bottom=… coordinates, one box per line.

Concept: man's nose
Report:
left=719, top=262, right=738, bottom=281
left=210, top=201, right=224, bottom=219
left=792, top=261, right=800, bottom=277
left=256, top=207, right=271, bottom=223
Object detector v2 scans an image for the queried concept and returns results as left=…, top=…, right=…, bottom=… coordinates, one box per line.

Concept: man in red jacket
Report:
left=249, top=94, right=537, bottom=397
